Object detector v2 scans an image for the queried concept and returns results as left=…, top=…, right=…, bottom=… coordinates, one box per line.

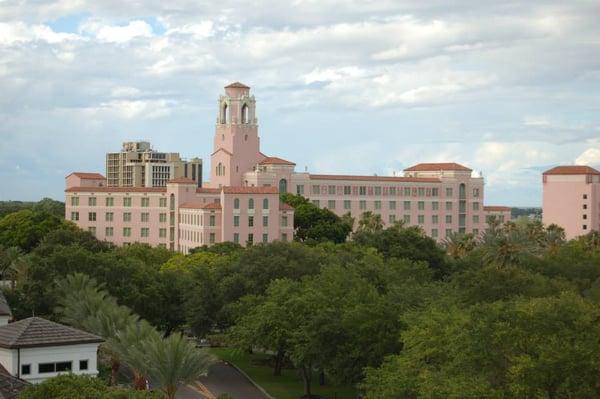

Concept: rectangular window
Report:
left=209, top=233, right=215, bottom=244
left=432, top=229, right=438, bottom=238
left=344, top=186, right=351, bottom=195
left=389, top=201, right=396, bottom=210
left=123, top=197, right=132, bottom=207
left=296, top=185, right=304, bottom=195
left=79, top=360, right=88, bottom=371
left=473, top=188, right=480, bottom=197
left=123, top=227, right=131, bottom=237
left=233, top=233, right=239, bottom=244
left=432, top=215, right=439, bottom=224
left=344, top=200, right=351, bottom=210
left=404, top=187, right=411, bottom=196
left=159, top=213, right=167, bottom=223
left=141, top=197, right=150, bottom=207
left=374, top=186, right=382, bottom=196
left=234, top=215, right=240, bottom=227
left=328, top=200, right=336, bottom=209
left=328, top=185, right=336, bottom=195
left=141, top=228, right=149, bottom=237
left=281, top=216, right=288, bottom=227
left=263, top=233, right=268, bottom=243
left=473, top=215, right=479, bottom=224
left=583, top=214, right=588, bottom=220
left=281, top=233, right=288, bottom=242
left=473, top=228, right=479, bottom=235
left=403, top=215, right=411, bottom=224
left=105, top=197, right=114, bottom=207
left=39, top=362, right=72, bottom=374
left=473, top=202, right=480, bottom=211
left=431, top=188, right=439, bottom=197
left=312, top=185, right=320, bottom=195
left=418, top=187, right=425, bottom=197
left=418, top=201, right=425, bottom=211
left=209, top=215, right=216, bottom=226
left=583, top=194, right=588, bottom=199
left=159, top=198, right=167, bottom=207
left=248, top=216, right=254, bottom=227
left=71, top=197, right=79, bottom=206
left=105, top=227, right=113, bottom=237
left=141, top=212, right=149, bottom=222
left=389, top=214, right=396, bottom=224
left=88, top=212, right=96, bottom=221
left=88, top=197, right=96, bottom=206
left=21, top=364, right=31, bottom=375
left=71, top=212, right=79, bottom=221
left=446, top=188, right=453, bottom=197
left=389, top=187, right=397, bottom=196
left=446, top=201, right=453, bottom=211
left=88, top=227, right=96, bottom=235
left=446, top=229, right=452, bottom=237
left=374, top=201, right=381, bottom=210
left=312, top=200, right=320, bottom=207
left=359, top=186, right=367, bottom=195
left=446, top=215, right=452, bottom=224
left=248, top=233, right=254, bottom=245
left=105, top=212, right=113, bottom=222
left=403, top=201, right=411, bottom=210
left=418, top=215, right=424, bottom=224
left=432, top=201, right=439, bottom=211
left=159, top=228, right=167, bottom=238
left=123, top=212, right=131, bottom=222
left=263, top=216, right=269, bottom=227
left=583, top=224, right=588, bottom=230
left=359, top=200, right=367, bottom=210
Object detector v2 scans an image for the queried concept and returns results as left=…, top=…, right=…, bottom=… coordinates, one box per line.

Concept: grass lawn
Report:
left=210, top=347, right=358, bottom=399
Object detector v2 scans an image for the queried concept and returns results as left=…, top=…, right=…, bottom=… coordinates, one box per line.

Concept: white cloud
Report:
left=80, top=19, right=153, bottom=43
left=575, top=148, right=600, bottom=166
left=0, top=22, right=80, bottom=45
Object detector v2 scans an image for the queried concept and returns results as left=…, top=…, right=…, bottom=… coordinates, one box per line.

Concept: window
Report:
left=432, top=188, right=439, bottom=197
left=71, top=212, right=79, bottom=221
left=233, top=233, right=239, bottom=244
left=374, top=186, right=382, bottom=196
left=241, top=103, right=249, bottom=123
left=389, top=187, right=397, bottom=196
left=248, top=216, right=254, bottom=227
left=312, top=185, right=320, bottom=195
left=473, top=188, right=480, bottom=197
left=344, top=186, right=351, bottom=195
left=71, top=196, right=79, bottom=206
left=473, top=202, right=480, bottom=211
left=88, top=227, right=95, bottom=235
left=473, top=215, right=479, bottom=224
left=374, top=201, right=381, bottom=210
left=105, top=212, right=113, bottom=222
left=432, top=229, right=438, bottom=238
left=234, top=215, right=240, bottom=227
left=583, top=204, right=588, bottom=209
left=446, top=188, right=453, bottom=197
left=583, top=194, right=588, bottom=199
left=123, top=227, right=131, bottom=237
left=105, top=227, right=113, bottom=237
left=418, top=187, right=425, bottom=197
left=88, top=212, right=96, bottom=221
left=445, top=229, right=452, bottom=237
left=418, top=201, right=425, bottom=211
left=122, top=197, right=131, bottom=207
left=209, top=233, right=215, bottom=244
left=583, top=224, right=588, bottom=230
left=583, top=214, right=588, bottom=220
left=248, top=198, right=254, bottom=209
left=344, top=200, right=351, bottom=210
left=209, top=215, right=216, bottom=226
left=279, top=179, right=288, bottom=194
left=359, top=200, right=367, bottom=210
left=359, top=186, right=367, bottom=195
left=328, top=185, right=336, bottom=195
left=403, top=215, right=411, bottom=224
left=473, top=228, right=479, bottom=235
left=418, top=215, right=424, bottom=224
left=328, top=200, right=336, bottom=209
left=446, top=201, right=453, bottom=211
left=389, top=215, right=396, bottom=224
left=141, top=212, right=149, bottom=222
left=159, top=198, right=167, bottom=207
left=263, top=198, right=269, bottom=209
left=404, top=187, right=411, bottom=196
left=296, top=185, right=304, bottom=195
left=39, top=362, right=72, bottom=374
left=105, top=197, right=114, bottom=207
left=312, top=200, right=320, bottom=207
left=234, top=198, right=240, bottom=209
left=141, top=198, right=150, bottom=207
left=281, top=216, right=288, bottom=227
left=263, top=234, right=268, bottom=243
left=159, top=228, right=167, bottom=238
left=446, top=215, right=452, bottom=224
left=432, top=215, right=439, bottom=224
left=403, top=201, right=411, bottom=210
left=88, top=197, right=96, bottom=206
left=432, top=201, right=439, bottom=210
left=21, top=364, right=31, bottom=375
left=79, top=360, right=88, bottom=371
left=123, top=212, right=131, bottom=222
left=263, top=216, right=269, bottom=227
left=160, top=213, right=167, bottom=223
left=248, top=233, right=254, bottom=245
left=281, top=233, right=288, bottom=242
left=141, top=228, right=149, bottom=237
left=389, top=201, right=396, bottom=210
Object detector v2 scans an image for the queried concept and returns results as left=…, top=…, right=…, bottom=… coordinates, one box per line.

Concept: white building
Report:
left=0, top=293, right=12, bottom=326
left=0, top=317, right=103, bottom=384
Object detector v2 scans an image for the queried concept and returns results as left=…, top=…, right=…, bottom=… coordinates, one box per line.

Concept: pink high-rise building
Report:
left=543, top=165, right=600, bottom=239
left=66, top=82, right=508, bottom=252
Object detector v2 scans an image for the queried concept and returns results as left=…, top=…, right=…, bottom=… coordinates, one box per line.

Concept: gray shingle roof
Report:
left=0, top=292, right=11, bottom=317
left=0, top=372, right=28, bottom=399
left=0, top=317, right=103, bottom=349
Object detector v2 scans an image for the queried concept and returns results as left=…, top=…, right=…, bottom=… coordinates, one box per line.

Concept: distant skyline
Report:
left=1, top=1, right=599, bottom=206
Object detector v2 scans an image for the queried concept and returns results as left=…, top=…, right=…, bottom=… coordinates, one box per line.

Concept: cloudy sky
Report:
left=1, top=1, right=599, bottom=206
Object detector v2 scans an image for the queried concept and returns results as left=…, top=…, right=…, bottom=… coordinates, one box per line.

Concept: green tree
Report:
left=0, top=209, right=68, bottom=251
left=442, top=232, right=477, bottom=259
left=356, top=211, right=384, bottom=233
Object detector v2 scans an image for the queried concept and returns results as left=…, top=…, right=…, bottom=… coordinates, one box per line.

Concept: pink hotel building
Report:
left=65, top=82, right=510, bottom=252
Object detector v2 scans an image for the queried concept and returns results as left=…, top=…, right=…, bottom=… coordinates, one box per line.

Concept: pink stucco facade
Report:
left=66, top=82, right=509, bottom=251
left=543, top=166, right=600, bottom=239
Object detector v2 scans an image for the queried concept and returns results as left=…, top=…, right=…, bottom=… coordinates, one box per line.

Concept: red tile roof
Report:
left=67, top=172, right=106, bottom=180
left=180, top=202, right=222, bottom=210
left=259, top=156, right=296, bottom=166
left=309, top=174, right=441, bottom=183
left=280, top=202, right=294, bottom=210
left=404, top=162, right=472, bottom=172
left=223, top=186, right=279, bottom=194
left=225, top=82, right=250, bottom=89
left=196, top=187, right=221, bottom=194
left=484, top=206, right=512, bottom=212
left=65, top=187, right=166, bottom=193
left=168, top=177, right=196, bottom=184
left=543, top=165, right=600, bottom=175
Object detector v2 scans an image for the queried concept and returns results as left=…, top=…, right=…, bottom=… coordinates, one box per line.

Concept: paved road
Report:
left=177, top=360, right=270, bottom=399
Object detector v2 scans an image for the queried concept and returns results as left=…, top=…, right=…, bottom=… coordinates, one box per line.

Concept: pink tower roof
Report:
left=225, top=82, right=250, bottom=89
left=543, top=165, right=600, bottom=175
left=404, top=162, right=472, bottom=172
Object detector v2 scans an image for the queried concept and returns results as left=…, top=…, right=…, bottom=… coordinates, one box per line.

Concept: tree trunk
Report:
left=301, top=362, right=312, bottom=397
left=133, top=371, right=146, bottom=390
left=110, top=357, right=120, bottom=386
left=319, top=369, right=325, bottom=386
left=274, top=350, right=284, bottom=376
left=166, top=384, right=177, bottom=399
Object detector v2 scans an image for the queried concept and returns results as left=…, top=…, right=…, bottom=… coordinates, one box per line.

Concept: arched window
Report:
left=263, top=198, right=269, bottom=209
left=248, top=198, right=254, bottom=209
left=459, top=183, right=466, bottom=199
left=234, top=198, right=240, bottom=209
left=279, top=178, right=288, bottom=194
left=241, top=104, right=249, bottom=124
left=216, top=162, right=225, bottom=176
left=221, top=103, right=228, bottom=124
left=169, top=193, right=175, bottom=211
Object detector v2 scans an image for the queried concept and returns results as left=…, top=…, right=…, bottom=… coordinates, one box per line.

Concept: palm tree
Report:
left=357, top=211, right=384, bottom=232
left=132, top=333, right=214, bottom=399
left=480, top=230, right=539, bottom=268
left=443, top=232, right=477, bottom=259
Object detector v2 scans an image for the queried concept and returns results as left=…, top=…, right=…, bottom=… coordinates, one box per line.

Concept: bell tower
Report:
left=209, top=82, right=263, bottom=188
